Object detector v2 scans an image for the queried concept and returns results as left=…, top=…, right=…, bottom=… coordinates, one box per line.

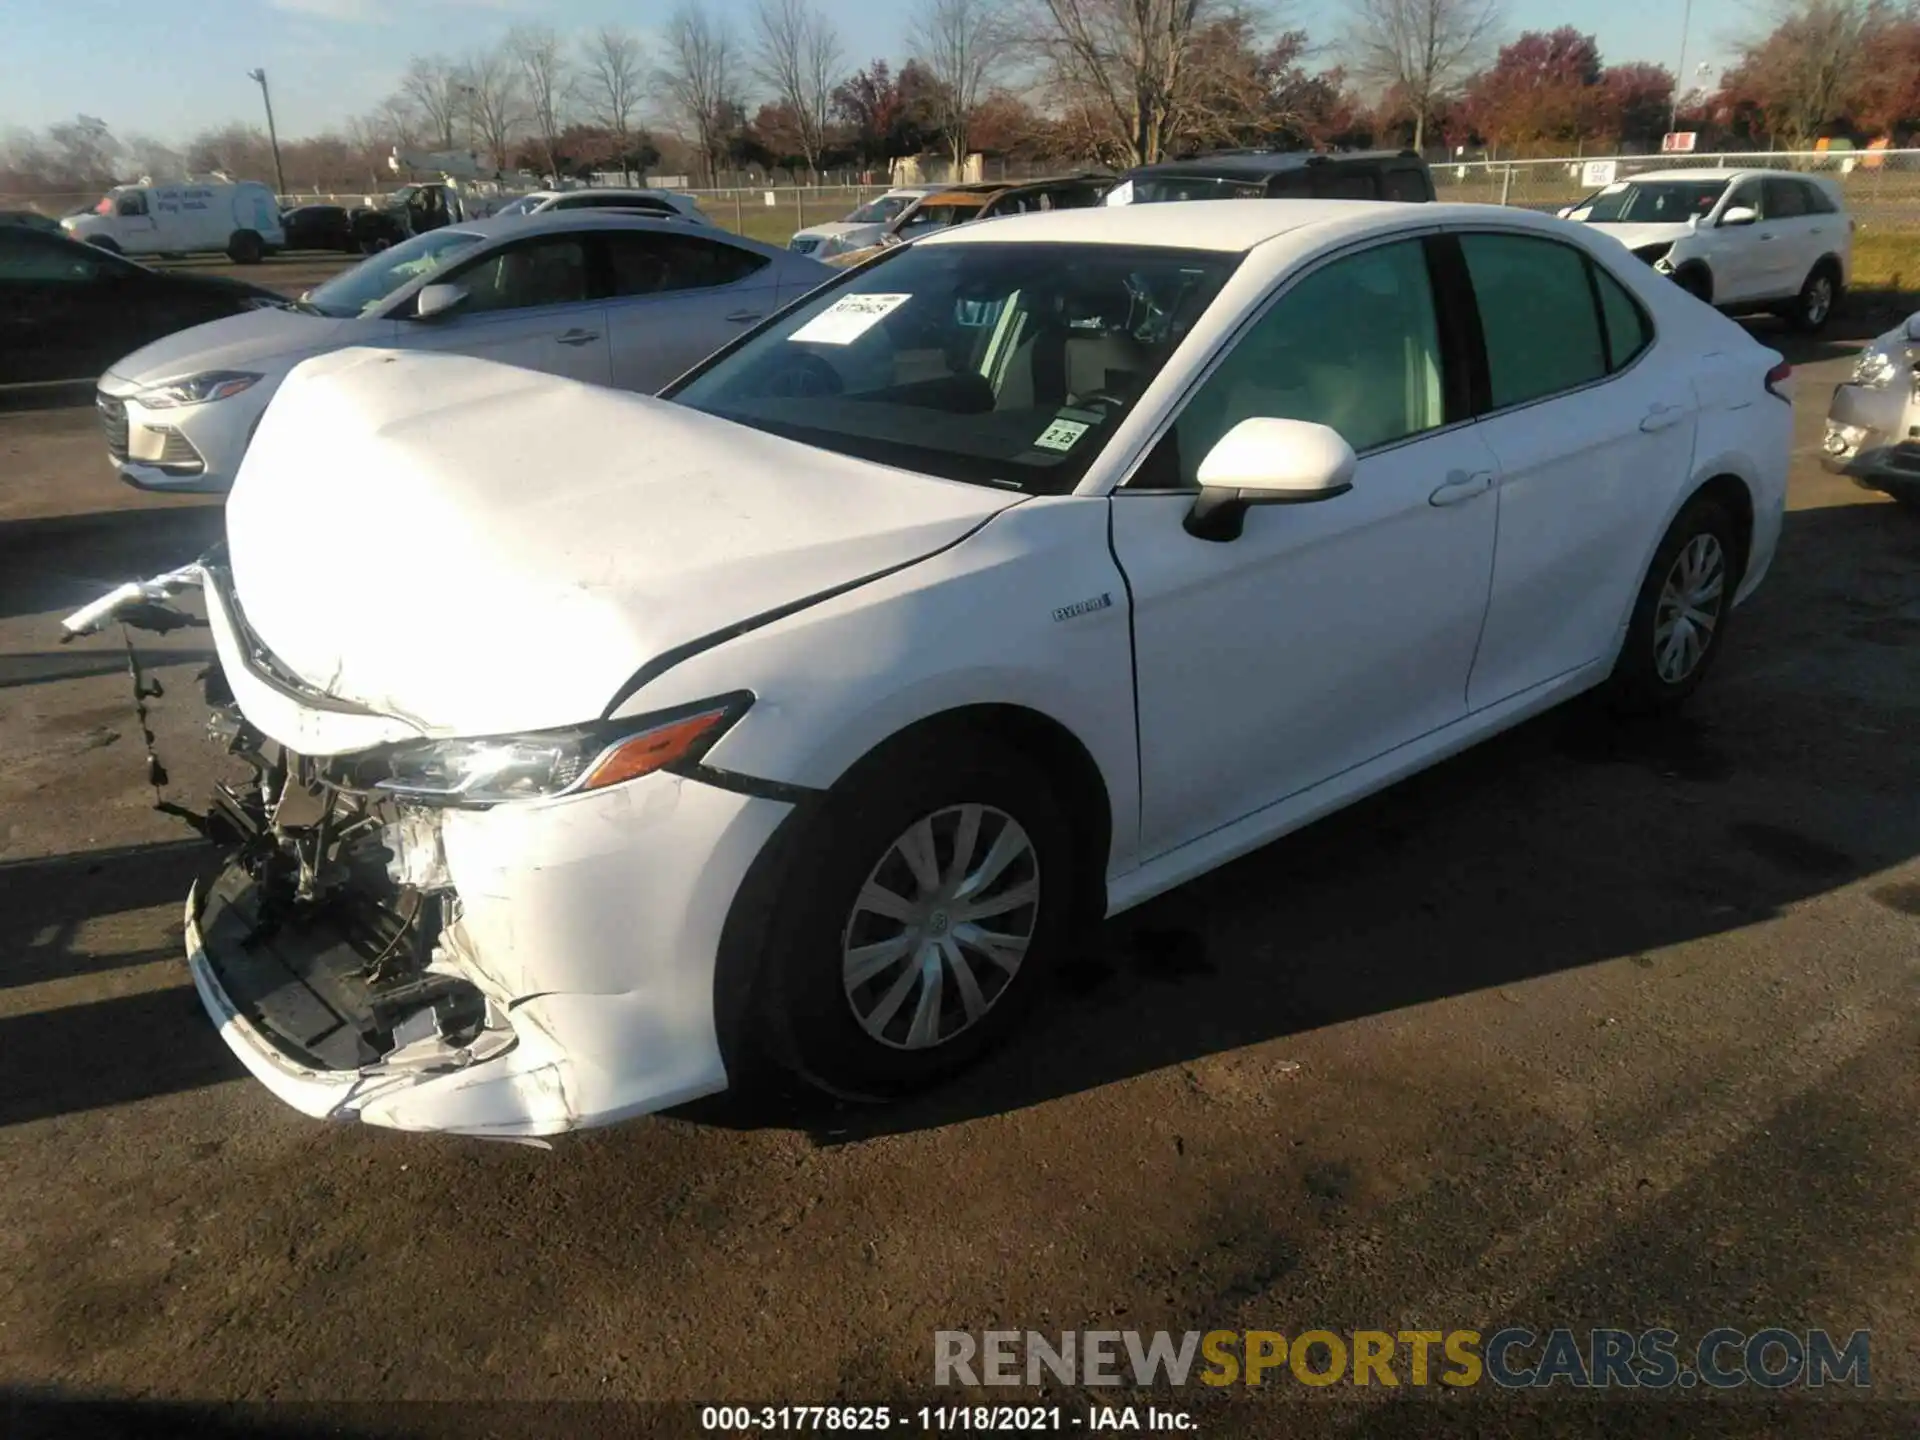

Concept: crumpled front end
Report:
left=64, top=561, right=797, bottom=1141
left=1823, top=322, right=1920, bottom=500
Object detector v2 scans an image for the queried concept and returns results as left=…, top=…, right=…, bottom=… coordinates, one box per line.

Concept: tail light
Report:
left=1765, top=361, right=1793, bottom=403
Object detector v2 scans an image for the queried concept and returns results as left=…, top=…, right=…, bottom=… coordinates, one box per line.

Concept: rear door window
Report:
left=1316, top=171, right=1378, bottom=200
left=604, top=232, right=770, bottom=296
left=1458, top=232, right=1608, bottom=409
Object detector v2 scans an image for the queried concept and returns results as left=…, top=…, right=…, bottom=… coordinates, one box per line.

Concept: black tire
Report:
left=753, top=738, right=1077, bottom=1101
left=1602, top=492, right=1744, bottom=716
left=84, top=235, right=122, bottom=255
left=1672, top=266, right=1712, bottom=304
left=1789, top=262, right=1840, bottom=333
left=227, top=230, right=264, bottom=264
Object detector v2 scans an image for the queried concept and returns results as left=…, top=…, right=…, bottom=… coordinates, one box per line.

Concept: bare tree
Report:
left=1034, top=0, right=1238, bottom=167
left=1344, top=0, right=1503, bottom=150
left=658, top=6, right=741, bottom=184
left=911, top=0, right=1008, bottom=170
left=464, top=46, right=526, bottom=174
left=1730, top=0, right=1889, bottom=146
left=510, top=25, right=574, bottom=181
left=582, top=26, right=648, bottom=182
left=401, top=56, right=467, bottom=150
left=752, top=0, right=845, bottom=178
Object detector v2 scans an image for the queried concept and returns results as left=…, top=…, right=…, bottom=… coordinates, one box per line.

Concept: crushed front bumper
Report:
left=68, top=559, right=800, bottom=1141
left=1822, top=380, right=1920, bottom=500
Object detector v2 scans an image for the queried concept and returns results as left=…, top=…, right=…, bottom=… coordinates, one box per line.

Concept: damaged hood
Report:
left=1580, top=221, right=1695, bottom=253
left=224, top=348, right=1021, bottom=743
left=104, top=306, right=375, bottom=388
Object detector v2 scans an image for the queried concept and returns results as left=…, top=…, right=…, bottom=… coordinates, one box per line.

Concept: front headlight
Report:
left=137, top=370, right=262, bottom=409
left=365, top=693, right=752, bottom=806
left=1849, top=347, right=1900, bottom=390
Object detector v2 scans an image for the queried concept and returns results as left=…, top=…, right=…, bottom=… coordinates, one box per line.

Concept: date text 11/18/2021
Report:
left=700, top=1405, right=1195, bottom=1432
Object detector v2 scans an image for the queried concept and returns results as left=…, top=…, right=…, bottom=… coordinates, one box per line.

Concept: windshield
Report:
left=894, top=201, right=984, bottom=241
left=1570, top=179, right=1728, bottom=224
left=849, top=195, right=913, bottom=224
left=667, top=241, right=1238, bottom=494
left=303, top=228, right=486, bottom=317
left=1132, top=176, right=1267, bottom=203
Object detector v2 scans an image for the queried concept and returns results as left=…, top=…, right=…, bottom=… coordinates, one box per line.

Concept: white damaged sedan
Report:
left=67, top=201, right=1792, bottom=1139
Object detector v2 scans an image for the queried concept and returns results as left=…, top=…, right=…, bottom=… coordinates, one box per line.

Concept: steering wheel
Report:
left=762, top=352, right=844, bottom=399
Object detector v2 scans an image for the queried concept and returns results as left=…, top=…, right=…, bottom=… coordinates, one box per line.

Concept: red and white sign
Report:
left=1661, top=132, right=1699, bottom=153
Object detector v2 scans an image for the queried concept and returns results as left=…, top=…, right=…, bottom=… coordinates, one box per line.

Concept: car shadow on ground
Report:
left=684, top=497, right=1920, bottom=1142
left=0, top=506, right=223, bottom=623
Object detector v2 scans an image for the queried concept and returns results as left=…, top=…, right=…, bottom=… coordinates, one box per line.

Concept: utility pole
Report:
left=1668, top=0, right=1694, bottom=138
left=247, top=68, right=288, bottom=198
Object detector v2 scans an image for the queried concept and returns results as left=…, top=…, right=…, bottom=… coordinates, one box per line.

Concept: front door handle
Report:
left=556, top=328, right=600, bottom=346
left=1757, top=232, right=1775, bottom=241
left=1430, top=469, right=1494, bottom=506
left=1641, top=402, right=1689, bottom=432
left=724, top=310, right=764, bottom=324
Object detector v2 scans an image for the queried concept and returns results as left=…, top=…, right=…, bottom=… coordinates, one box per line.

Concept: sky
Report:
left=1, top=0, right=1753, bottom=145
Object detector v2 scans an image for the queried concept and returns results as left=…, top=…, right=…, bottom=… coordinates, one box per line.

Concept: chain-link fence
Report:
left=1434, top=148, right=1920, bottom=225
left=10, top=148, right=1919, bottom=255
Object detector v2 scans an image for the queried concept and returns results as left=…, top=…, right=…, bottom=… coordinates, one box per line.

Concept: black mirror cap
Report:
left=1182, top=480, right=1354, bottom=542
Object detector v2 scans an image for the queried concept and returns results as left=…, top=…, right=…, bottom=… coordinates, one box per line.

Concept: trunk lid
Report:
left=225, top=347, right=1019, bottom=742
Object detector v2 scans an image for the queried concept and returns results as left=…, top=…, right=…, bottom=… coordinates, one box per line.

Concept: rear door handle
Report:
left=1429, top=469, right=1494, bottom=506
left=724, top=310, right=764, bottom=324
left=1641, top=403, right=1689, bottom=432
left=556, top=329, right=600, bottom=346
left=1758, top=232, right=1775, bottom=241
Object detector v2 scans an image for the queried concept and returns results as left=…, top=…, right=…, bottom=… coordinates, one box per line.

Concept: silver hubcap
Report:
left=1806, top=276, right=1832, bottom=323
left=1654, top=532, right=1726, bottom=684
left=841, top=804, right=1040, bottom=1051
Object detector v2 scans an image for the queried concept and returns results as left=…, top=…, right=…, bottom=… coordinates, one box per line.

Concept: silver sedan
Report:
left=94, top=211, right=834, bottom=493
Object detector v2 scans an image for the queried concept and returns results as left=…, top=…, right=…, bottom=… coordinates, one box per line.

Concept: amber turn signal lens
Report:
left=579, top=708, right=734, bottom=792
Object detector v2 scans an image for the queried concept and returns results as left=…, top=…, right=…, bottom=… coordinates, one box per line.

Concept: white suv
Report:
left=1561, top=168, right=1851, bottom=331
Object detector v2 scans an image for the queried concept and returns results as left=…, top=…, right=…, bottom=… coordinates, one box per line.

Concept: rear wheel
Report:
left=227, top=229, right=264, bottom=264
left=754, top=741, right=1076, bottom=1101
left=1789, top=263, right=1839, bottom=332
left=1602, top=492, right=1744, bottom=716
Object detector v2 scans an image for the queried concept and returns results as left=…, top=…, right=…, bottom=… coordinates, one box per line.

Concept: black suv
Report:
left=1113, top=150, right=1435, bottom=205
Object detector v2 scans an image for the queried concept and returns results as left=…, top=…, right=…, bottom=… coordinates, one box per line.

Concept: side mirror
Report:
left=1184, top=417, right=1356, bottom=542
left=412, top=283, right=469, bottom=321
left=1719, top=205, right=1758, bottom=227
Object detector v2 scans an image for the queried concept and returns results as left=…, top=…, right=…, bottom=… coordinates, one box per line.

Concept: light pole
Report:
left=247, top=68, right=288, bottom=198
left=1668, top=0, right=1694, bottom=137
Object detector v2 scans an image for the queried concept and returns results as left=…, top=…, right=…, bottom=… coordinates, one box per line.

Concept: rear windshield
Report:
left=667, top=241, right=1238, bottom=494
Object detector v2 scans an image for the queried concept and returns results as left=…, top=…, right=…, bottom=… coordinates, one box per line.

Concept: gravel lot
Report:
left=2, top=310, right=1918, bottom=1434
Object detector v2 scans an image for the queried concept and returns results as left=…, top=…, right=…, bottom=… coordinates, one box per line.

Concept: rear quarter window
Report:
left=1384, top=168, right=1432, bottom=202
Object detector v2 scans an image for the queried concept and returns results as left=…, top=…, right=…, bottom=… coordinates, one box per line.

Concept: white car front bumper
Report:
left=186, top=768, right=793, bottom=1139
left=97, top=371, right=273, bottom=494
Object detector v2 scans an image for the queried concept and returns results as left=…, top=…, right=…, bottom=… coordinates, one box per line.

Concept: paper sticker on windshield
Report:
left=1033, top=418, right=1091, bottom=453
left=790, top=293, right=910, bottom=345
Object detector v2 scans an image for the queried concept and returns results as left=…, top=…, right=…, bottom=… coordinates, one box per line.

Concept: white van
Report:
left=62, top=181, right=286, bottom=263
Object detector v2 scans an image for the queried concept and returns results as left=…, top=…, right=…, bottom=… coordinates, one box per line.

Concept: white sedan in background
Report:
left=94, top=212, right=832, bottom=492
left=69, top=200, right=1791, bottom=1139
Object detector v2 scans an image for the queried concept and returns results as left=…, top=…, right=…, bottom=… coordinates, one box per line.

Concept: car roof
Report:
left=1625, top=167, right=1834, bottom=183
left=450, top=210, right=757, bottom=244
left=919, top=198, right=1566, bottom=254
left=535, top=187, right=687, bottom=201
left=1127, top=150, right=1422, bottom=179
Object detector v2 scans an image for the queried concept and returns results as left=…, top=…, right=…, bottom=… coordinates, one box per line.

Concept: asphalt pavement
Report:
left=1, top=317, right=1917, bottom=1434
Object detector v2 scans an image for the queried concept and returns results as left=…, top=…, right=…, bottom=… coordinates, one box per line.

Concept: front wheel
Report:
left=227, top=229, right=264, bottom=264
left=1602, top=493, right=1743, bottom=715
left=1672, top=266, right=1711, bottom=304
left=754, top=742, right=1077, bottom=1101
left=1789, top=265, right=1838, bottom=332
